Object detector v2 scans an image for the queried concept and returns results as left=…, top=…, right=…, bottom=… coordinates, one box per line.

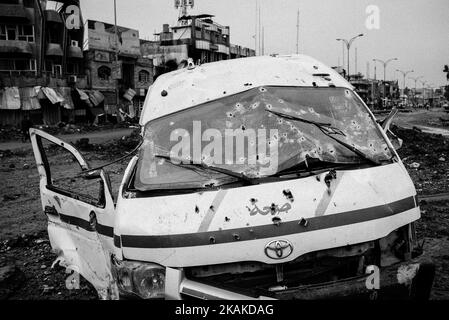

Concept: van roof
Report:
left=139, top=54, right=352, bottom=125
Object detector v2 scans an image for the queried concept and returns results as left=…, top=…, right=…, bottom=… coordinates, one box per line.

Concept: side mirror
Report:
left=380, top=108, right=398, bottom=132
left=379, top=108, right=402, bottom=150
left=387, top=129, right=403, bottom=150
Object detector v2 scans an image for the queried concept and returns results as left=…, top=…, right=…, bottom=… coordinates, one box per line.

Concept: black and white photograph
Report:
left=0, top=0, right=448, bottom=311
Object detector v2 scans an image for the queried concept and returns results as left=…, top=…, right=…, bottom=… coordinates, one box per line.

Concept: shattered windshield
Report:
left=134, top=86, right=393, bottom=191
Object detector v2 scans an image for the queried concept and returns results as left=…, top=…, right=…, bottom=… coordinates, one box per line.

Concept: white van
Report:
left=30, top=55, right=434, bottom=300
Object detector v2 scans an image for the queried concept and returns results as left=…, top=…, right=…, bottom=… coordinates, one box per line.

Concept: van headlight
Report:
left=111, top=258, right=165, bottom=299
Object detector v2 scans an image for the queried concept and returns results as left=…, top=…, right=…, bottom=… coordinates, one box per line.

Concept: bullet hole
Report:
left=89, top=211, right=97, bottom=230
left=312, top=82, right=317, bottom=87
left=313, top=198, right=317, bottom=202
left=316, top=175, right=321, bottom=182
left=256, top=155, right=259, bottom=161
left=313, top=65, right=318, bottom=69
left=195, top=205, right=200, bottom=214
left=298, top=217, right=308, bottom=227
left=209, top=236, right=216, bottom=244
left=233, top=233, right=240, bottom=240
left=250, top=198, right=257, bottom=205
left=226, top=112, right=235, bottom=118
left=161, top=90, right=168, bottom=97
left=223, top=91, right=227, bottom=94
left=225, top=216, right=230, bottom=222
left=270, top=203, right=277, bottom=215
left=209, top=205, right=215, bottom=212
left=244, top=83, right=252, bottom=86
left=241, top=125, right=246, bottom=131
left=266, top=103, right=272, bottom=109
left=333, top=202, right=337, bottom=207
left=283, top=189, right=294, bottom=202
left=324, top=170, right=337, bottom=188
left=272, top=216, right=282, bottom=226
left=259, top=87, right=267, bottom=92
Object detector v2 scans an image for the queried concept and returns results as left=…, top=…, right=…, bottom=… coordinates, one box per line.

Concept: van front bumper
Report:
left=164, top=255, right=435, bottom=300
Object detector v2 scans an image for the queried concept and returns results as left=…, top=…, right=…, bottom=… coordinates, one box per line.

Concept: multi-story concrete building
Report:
left=141, top=14, right=255, bottom=78
left=84, top=19, right=153, bottom=120
left=0, top=0, right=86, bottom=126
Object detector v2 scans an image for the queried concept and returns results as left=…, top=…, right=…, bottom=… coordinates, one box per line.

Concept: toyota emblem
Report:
left=264, top=240, right=293, bottom=259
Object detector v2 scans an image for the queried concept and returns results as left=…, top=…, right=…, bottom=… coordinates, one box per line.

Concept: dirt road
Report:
left=0, top=128, right=135, bottom=151
left=1, top=118, right=449, bottom=300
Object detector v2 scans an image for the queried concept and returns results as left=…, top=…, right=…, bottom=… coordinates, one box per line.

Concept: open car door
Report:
left=30, top=128, right=118, bottom=299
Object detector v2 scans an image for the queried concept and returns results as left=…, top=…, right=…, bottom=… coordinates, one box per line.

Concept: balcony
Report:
left=68, top=46, right=83, bottom=59
left=0, top=4, right=28, bottom=21
left=45, top=10, right=63, bottom=24
left=46, top=43, right=63, bottom=57
left=0, top=40, right=33, bottom=55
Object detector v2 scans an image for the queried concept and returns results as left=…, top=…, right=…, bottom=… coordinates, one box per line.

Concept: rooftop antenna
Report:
left=296, top=9, right=300, bottom=54
left=175, top=0, right=194, bottom=19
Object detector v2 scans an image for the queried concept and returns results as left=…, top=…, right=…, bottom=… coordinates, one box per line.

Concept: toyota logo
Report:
left=264, top=240, right=293, bottom=259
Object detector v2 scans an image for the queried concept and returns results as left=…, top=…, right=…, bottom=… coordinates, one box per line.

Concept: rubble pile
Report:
left=74, top=128, right=141, bottom=156
left=0, top=232, right=97, bottom=300
left=392, top=125, right=449, bottom=195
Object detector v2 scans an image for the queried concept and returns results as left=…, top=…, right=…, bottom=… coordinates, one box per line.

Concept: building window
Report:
left=67, top=63, right=79, bottom=75
left=0, top=25, right=34, bottom=42
left=0, top=59, right=36, bottom=73
left=138, top=70, right=150, bottom=82
left=98, top=66, right=111, bottom=80
left=52, top=64, right=62, bottom=76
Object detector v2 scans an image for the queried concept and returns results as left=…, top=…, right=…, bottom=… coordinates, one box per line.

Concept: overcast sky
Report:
left=80, top=0, right=449, bottom=88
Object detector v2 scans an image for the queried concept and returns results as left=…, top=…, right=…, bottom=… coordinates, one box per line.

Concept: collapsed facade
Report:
left=84, top=20, right=153, bottom=122
left=0, top=1, right=154, bottom=126
left=0, top=0, right=86, bottom=126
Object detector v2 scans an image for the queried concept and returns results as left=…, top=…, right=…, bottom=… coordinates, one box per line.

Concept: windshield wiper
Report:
left=154, top=155, right=257, bottom=185
left=266, top=108, right=380, bottom=165
left=266, top=108, right=346, bottom=136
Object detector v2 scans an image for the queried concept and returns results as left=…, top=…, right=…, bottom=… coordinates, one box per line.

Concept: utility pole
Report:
left=336, top=33, right=364, bottom=80
left=396, top=69, right=414, bottom=104
left=296, top=9, right=299, bottom=54
left=255, top=1, right=258, bottom=55
left=355, top=47, right=358, bottom=75
left=409, top=76, right=423, bottom=107
left=258, top=4, right=261, bottom=55
left=262, top=26, right=265, bottom=55
left=373, top=58, right=398, bottom=108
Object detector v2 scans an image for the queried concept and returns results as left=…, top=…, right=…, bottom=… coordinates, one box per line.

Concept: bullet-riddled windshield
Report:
left=134, top=86, right=393, bottom=191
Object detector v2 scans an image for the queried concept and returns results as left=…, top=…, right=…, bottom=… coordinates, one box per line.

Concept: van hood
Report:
left=114, top=163, right=419, bottom=267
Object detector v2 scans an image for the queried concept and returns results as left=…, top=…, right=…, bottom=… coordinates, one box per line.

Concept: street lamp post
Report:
left=373, top=58, right=398, bottom=108
left=419, top=80, right=427, bottom=107
left=396, top=69, right=413, bottom=105
left=409, top=76, right=423, bottom=107
left=336, top=33, right=364, bottom=80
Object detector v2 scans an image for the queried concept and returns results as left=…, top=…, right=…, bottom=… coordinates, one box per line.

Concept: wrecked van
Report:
left=30, top=55, right=435, bottom=300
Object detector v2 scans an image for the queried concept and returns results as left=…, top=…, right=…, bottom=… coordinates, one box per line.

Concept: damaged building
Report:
left=0, top=0, right=87, bottom=126
left=84, top=19, right=153, bottom=121
left=141, top=14, right=255, bottom=78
